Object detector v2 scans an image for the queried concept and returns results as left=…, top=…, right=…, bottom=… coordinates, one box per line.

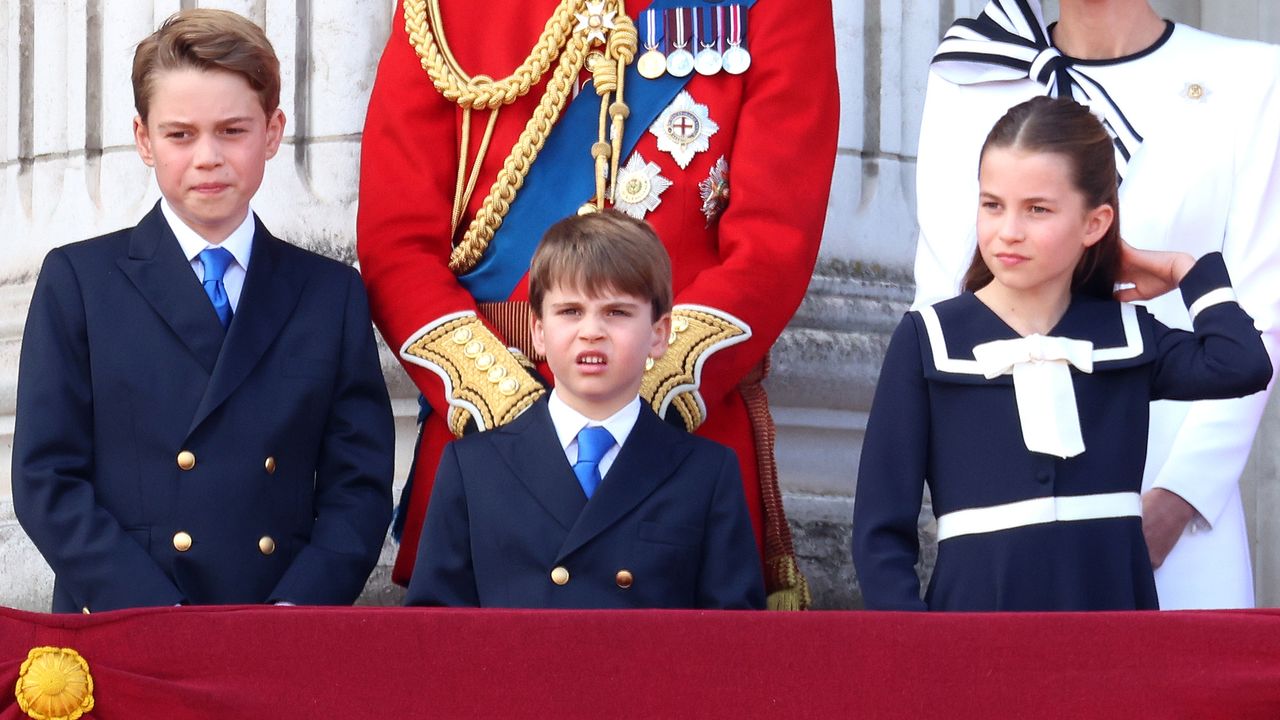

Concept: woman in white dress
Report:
left=911, top=0, right=1280, bottom=609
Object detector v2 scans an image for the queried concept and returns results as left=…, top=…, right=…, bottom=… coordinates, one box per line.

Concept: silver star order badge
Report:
left=575, top=1, right=617, bottom=45
left=612, top=152, right=672, bottom=220
left=698, top=156, right=729, bottom=226
left=649, top=91, right=719, bottom=169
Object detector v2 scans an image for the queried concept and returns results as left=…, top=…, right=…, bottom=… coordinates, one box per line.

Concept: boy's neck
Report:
left=1054, top=1, right=1165, bottom=60
left=553, top=389, right=640, bottom=423
left=160, top=197, right=245, bottom=245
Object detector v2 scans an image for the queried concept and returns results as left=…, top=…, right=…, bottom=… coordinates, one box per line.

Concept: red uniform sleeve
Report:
left=665, top=0, right=839, bottom=406
left=356, top=6, right=480, bottom=418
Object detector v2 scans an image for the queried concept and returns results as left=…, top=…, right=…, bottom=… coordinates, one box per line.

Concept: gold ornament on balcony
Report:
left=15, top=646, right=95, bottom=720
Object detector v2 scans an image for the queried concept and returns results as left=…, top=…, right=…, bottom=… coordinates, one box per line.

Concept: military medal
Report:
left=637, top=9, right=666, bottom=80
left=650, top=90, right=719, bottom=169
left=721, top=4, right=751, bottom=75
left=693, top=6, right=723, bottom=76
left=699, top=156, right=730, bottom=226
left=574, top=0, right=617, bottom=46
left=612, top=152, right=673, bottom=219
left=665, top=8, right=695, bottom=78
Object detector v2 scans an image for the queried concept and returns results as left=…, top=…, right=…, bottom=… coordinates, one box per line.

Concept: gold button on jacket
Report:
left=172, top=531, right=193, bottom=552
left=550, top=566, right=570, bottom=586
left=176, top=450, right=196, bottom=470
left=264, top=456, right=277, bottom=474
left=258, top=536, right=276, bottom=555
left=615, top=569, right=634, bottom=589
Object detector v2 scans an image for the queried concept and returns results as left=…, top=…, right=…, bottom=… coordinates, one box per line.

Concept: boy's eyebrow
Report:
left=602, top=299, right=645, bottom=309
left=155, top=116, right=257, bottom=129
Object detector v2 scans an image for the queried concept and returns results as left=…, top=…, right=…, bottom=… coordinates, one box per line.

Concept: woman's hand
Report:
left=1113, top=239, right=1196, bottom=302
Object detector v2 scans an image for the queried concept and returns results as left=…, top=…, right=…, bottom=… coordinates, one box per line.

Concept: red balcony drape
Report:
left=3, top=606, right=1279, bottom=719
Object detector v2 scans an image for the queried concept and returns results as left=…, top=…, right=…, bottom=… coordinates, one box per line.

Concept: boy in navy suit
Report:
left=405, top=210, right=765, bottom=608
left=12, top=9, right=394, bottom=612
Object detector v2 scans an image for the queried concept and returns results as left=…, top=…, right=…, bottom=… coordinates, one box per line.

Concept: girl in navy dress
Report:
left=852, top=97, right=1272, bottom=611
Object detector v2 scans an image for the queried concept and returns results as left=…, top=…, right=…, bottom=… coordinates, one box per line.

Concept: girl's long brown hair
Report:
left=962, top=96, right=1121, bottom=300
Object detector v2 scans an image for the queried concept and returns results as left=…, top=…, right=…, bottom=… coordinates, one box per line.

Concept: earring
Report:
left=645, top=357, right=655, bottom=371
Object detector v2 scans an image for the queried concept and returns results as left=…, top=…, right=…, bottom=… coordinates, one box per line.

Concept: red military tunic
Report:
left=357, top=0, right=839, bottom=602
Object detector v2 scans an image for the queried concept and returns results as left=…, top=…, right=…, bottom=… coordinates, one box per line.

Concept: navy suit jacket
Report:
left=405, top=399, right=765, bottom=609
left=13, top=203, right=394, bottom=612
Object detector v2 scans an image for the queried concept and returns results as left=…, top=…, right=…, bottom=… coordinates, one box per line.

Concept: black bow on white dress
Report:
left=931, top=0, right=1143, bottom=178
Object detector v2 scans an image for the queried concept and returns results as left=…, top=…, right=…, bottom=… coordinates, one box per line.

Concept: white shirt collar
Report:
left=160, top=198, right=255, bottom=271
left=547, top=390, right=641, bottom=451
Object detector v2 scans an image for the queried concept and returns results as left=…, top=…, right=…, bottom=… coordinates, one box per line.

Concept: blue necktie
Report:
left=199, top=247, right=234, bottom=330
left=573, top=426, right=615, bottom=499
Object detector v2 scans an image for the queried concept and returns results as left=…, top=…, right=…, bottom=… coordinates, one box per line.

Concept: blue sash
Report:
left=459, top=0, right=757, bottom=302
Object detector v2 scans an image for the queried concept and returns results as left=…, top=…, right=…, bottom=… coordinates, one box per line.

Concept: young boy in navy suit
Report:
left=405, top=211, right=765, bottom=608
left=12, top=9, right=394, bottom=612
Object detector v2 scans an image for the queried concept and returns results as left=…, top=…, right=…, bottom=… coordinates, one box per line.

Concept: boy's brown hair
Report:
left=529, top=210, right=673, bottom=321
left=132, top=9, right=281, bottom=121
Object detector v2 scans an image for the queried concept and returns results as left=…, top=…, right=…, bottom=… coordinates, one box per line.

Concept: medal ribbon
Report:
left=699, top=7, right=717, bottom=50
left=669, top=7, right=690, bottom=50
left=714, top=7, right=724, bottom=52
left=642, top=8, right=663, bottom=51
left=727, top=4, right=746, bottom=47
left=930, top=0, right=1143, bottom=177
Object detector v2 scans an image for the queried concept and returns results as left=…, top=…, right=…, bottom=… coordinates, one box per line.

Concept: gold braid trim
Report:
left=404, top=0, right=635, bottom=273
left=448, top=36, right=589, bottom=273
left=640, top=307, right=751, bottom=431
left=404, top=0, right=581, bottom=110
left=589, top=11, right=637, bottom=206
left=401, top=315, right=546, bottom=437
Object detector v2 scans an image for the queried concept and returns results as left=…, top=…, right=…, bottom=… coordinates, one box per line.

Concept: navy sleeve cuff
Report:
left=1178, top=252, right=1236, bottom=321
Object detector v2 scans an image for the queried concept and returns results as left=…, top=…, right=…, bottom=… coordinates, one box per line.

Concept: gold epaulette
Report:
left=640, top=305, right=752, bottom=430
left=400, top=313, right=546, bottom=436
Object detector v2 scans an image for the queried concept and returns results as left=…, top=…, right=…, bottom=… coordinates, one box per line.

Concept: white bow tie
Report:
left=973, top=334, right=1095, bottom=458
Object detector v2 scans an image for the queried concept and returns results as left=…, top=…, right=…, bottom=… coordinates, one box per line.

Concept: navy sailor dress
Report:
left=852, top=253, right=1271, bottom=611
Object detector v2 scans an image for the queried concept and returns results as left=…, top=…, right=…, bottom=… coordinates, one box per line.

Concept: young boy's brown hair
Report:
left=131, top=8, right=281, bottom=120
left=528, top=210, right=673, bottom=321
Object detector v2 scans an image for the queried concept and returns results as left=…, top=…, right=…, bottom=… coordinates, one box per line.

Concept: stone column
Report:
left=769, top=0, right=941, bottom=609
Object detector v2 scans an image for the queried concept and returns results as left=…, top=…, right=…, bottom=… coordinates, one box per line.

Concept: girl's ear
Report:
left=1081, top=204, right=1115, bottom=248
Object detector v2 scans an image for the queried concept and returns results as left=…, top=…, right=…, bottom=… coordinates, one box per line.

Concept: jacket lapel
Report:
left=556, top=406, right=692, bottom=562
left=115, top=204, right=225, bottom=374
left=495, top=400, right=588, bottom=531
left=187, top=219, right=305, bottom=435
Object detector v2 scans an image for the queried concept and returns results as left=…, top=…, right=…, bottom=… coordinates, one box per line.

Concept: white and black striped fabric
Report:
left=931, top=0, right=1142, bottom=178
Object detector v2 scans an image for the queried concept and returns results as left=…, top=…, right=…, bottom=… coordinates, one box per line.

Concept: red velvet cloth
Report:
left=3, top=606, right=1279, bottom=719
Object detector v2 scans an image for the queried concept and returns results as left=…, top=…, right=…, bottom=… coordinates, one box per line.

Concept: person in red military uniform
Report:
left=357, top=0, right=838, bottom=608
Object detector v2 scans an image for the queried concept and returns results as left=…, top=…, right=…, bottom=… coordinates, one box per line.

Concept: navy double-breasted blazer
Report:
left=405, top=398, right=765, bottom=609
left=13, top=204, right=394, bottom=612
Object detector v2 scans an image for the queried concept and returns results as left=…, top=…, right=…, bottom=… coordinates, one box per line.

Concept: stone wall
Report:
left=2, top=0, right=1278, bottom=611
